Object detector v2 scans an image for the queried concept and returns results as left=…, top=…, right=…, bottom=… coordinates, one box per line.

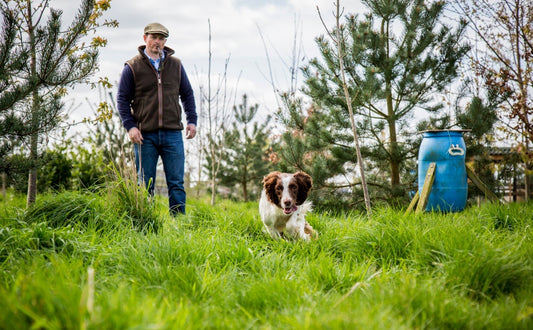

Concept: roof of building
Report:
left=488, top=147, right=516, bottom=155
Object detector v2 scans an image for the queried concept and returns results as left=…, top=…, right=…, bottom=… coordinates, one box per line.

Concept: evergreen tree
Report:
left=285, top=0, right=469, bottom=205
left=0, top=9, right=34, bottom=112
left=37, top=148, right=73, bottom=193
left=0, top=8, right=34, bottom=176
left=0, top=0, right=116, bottom=206
left=457, top=94, right=499, bottom=199
left=218, top=94, right=272, bottom=202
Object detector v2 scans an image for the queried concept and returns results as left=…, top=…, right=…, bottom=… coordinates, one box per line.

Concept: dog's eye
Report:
left=289, top=184, right=297, bottom=190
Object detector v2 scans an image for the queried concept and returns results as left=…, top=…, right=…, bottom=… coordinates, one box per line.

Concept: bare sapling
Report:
left=317, top=1, right=372, bottom=217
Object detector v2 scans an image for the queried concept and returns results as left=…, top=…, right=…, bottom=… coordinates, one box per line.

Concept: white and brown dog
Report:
left=259, top=171, right=317, bottom=241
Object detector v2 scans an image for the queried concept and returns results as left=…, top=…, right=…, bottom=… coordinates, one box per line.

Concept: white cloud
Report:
left=50, top=0, right=365, bottom=134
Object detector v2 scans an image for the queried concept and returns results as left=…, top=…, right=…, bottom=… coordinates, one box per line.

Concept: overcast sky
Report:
left=52, top=0, right=365, bottom=133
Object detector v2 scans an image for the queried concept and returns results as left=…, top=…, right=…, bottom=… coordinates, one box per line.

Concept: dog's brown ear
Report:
left=294, top=171, right=312, bottom=205
left=263, top=172, right=281, bottom=205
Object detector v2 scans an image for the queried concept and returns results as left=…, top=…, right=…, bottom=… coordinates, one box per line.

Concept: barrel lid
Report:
left=418, top=129, right=472, bottom=133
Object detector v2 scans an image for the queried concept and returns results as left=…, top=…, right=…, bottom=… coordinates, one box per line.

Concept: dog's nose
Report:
left=282, top=199, right=292, bottom=207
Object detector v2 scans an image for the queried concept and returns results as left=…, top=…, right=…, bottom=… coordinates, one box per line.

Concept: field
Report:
left=1, top=190, right=532, bottom=329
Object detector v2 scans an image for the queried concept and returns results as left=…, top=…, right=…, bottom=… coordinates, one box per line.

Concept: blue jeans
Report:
left=134, top=129, right=186, bottom=215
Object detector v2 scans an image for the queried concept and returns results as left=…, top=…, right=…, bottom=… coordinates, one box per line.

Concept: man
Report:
left=117, top=22, right=197, bottom=215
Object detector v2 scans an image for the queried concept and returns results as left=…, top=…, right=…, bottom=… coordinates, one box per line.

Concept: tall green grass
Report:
left=0, top=190, right=532, bottom=329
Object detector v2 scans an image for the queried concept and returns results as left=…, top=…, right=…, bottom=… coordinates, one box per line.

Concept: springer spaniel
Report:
left=259, top=171, right=317, bottom=241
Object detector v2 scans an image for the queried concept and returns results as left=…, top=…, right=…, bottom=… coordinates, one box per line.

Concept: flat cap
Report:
left=144, top=22, right=169, bottom=38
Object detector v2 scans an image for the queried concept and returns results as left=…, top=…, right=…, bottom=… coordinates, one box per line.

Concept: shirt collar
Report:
left=144, top=48, right=165, bottom=71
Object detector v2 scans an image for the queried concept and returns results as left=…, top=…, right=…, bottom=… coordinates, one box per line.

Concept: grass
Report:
left=0, top=190, right=532, bottom=329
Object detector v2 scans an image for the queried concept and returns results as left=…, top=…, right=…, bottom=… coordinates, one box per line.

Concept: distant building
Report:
left=485, top=147, right=532, bottom=202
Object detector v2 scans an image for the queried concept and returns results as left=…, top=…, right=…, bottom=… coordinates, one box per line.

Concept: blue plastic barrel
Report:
left=418, top=130, right=468, bottom=212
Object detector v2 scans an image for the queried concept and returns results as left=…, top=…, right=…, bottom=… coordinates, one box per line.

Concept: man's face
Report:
left=144, top=33, right=167, bottom=55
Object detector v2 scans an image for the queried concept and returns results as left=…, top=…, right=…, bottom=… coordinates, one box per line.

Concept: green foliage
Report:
left=24, top=192, right=104, bottom=229
left=70, top=144, right=108, bottom=191
left=218, top=94, right=273, bottom=201
left=456, top=95, right=503, bottom=198
left=0, top=256, right=86, bottom=329
left=105, top=166, right=162, bottom=232
left=84, top=88, right=131, bottom=171
left=278, top=0, right=470, bottom=207
left=2, top=137, right=115, bottom=194
left=1, top=191, right=532, bottom=329
left=457, top=96, right=499, bottom=141
left=37, top=150, right=73, bottom=192
left=1, top=153, right=31, bottom=193
left=0, top=222, right=85, bottom=263
left=0, top=189, right=25, bottom=220
left=0, top=9, right=33, bottom=112
left=0, top=0, right=116, bottom=206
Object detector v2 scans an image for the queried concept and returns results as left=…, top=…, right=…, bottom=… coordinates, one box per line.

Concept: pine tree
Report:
left=0, top=0, right=116, bottom=206
left=456, top=94, right=499, bottom=198
left=218, top=94, right=272, bottom=202
left=293, top=0, right=469, bottom=203
left=0, top=8, right=34, bottom=174
left=0, top=9, right=34, bottom=111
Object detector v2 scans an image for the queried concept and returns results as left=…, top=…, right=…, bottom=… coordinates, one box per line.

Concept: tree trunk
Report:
left=386, top=80, right=400, bottom=189
left=210, top=178, right=216, bottom=206
left=27, top=133, right=38, bottom=206
left=388, top=121, right=400, bottom=188
left=2, top=172, right=5, bottom=200
left=209, top=143, right=219, bottom=206
left=242, top=168, right=249, bottom=203
left=525, top=139, right=531, bottom=201
left=26, top=1, right=38, bottom=207
left=210, top=148, right=217, bottom=206
left=27, top=89, right=39, bottom=206
left=324, top=0, right=372, bottom=217
left=382, top=14, right=400, bottom=190
left=525, top=168, right=530, bottom=202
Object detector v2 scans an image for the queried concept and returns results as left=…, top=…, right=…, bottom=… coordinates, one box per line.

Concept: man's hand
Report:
left=128, top=127, right=143, bottom=144
left=185, top=124, right=196, bottom=139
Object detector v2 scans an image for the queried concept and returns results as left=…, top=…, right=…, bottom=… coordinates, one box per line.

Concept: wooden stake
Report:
left=416, top=162, right=436, bottom=214
left=405, top=191, right=419, bottom=215
left=466, top=165, right=500, bottom=203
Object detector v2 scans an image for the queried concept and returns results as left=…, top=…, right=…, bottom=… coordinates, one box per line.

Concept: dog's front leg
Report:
left=285, top=215, right=310, bottom=241
left=265, top=225, right=283, bottom=240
